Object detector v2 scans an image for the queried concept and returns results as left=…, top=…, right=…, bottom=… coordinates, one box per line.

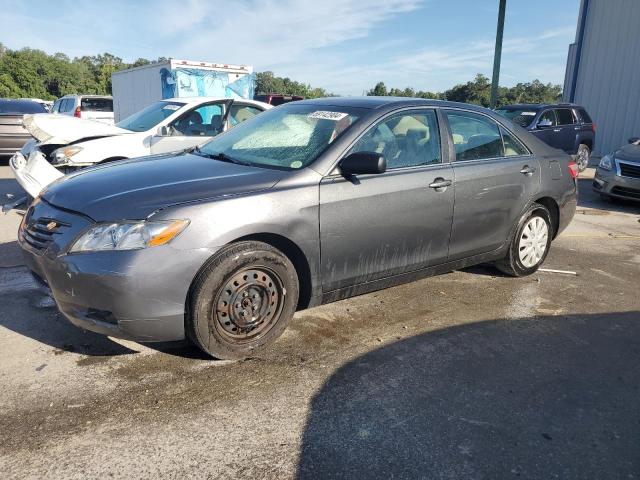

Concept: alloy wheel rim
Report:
left=577, top=145, right=589, bottom=170
left=213, top=267, right=284, bottom=342
left=518, top=216, right=548, bottom=268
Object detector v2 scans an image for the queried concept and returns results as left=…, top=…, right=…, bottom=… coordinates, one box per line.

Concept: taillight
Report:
left=568, top=161, right=579, bottom=179
left=591, top=122, right=596, bottom=133
left=74, top=106, right=81, bottom=118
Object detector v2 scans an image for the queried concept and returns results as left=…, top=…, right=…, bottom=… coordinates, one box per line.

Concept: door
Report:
left=554, top=108, right=578, bottom=153
left=150, top=102, right=226, bottom=154
left=319, top=109, right=454, bottom=292
left=530, top=109, right=559, bottom=148
left=444, top=109, right=540, bottom=260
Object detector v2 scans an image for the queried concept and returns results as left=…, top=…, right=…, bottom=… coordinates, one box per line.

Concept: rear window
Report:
left=81, top=98, right=113, bottom=112
left=494, top=107, right=538, bottom=128
left=576, top=108, right=592, bottom=123
left=555, top=108, right=576, bottom=125
left=0, top=100, right=47, bottom=115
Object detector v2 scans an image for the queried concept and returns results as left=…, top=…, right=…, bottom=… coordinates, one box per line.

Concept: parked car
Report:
left=10, top=97, right=271, bottom=198
left=18, top=97, right=578, bottom=359
left=254, top=93, right=304, bottom=106
left=20, top=98, right=54, bottom=112
left=51, top=95, right=114, bottom=124
left=0, top=99, right=48, bottom=157
left=593, top=137, right=640, bottom=202
left=495, top=103, right=595, bottom=171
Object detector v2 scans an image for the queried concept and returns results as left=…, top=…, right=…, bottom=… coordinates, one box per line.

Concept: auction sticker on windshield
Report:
left=308, top=111, right=349, bottom=121
left=163, top=104, right=181, bottom=111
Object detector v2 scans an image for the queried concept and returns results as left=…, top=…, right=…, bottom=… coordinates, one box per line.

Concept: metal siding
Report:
left=571, top=0, right=640, bottom=154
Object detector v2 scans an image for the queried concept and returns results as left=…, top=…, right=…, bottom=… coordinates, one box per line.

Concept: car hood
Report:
left=42, top=153, right=286, bottom=221
left=615, top=143, right=640, bottom=163
left=23, top=113, right=129, bottom=145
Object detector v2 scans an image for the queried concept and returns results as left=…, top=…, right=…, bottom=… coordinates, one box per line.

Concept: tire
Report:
left=187, top=241, right=299, bottom=360
left=495, top=203, right=553, bottom=277
left=576, top=144, right=591, bottom=172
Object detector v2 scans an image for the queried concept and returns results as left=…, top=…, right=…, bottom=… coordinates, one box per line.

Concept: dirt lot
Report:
left=0, top=164, right=639, bottom=479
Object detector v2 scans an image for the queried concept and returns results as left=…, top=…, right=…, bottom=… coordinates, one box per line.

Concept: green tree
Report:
left=367, top=81, right=388, bottom=96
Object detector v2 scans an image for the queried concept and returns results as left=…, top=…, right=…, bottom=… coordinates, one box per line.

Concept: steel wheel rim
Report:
left=213, top=266, right=285, bottom=343
left=518, top=216, right=548, bottom=268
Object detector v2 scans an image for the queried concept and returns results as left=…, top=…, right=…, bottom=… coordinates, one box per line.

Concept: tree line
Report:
left=0, top=44, right=562, bottom=106
left=367, top=74, right=563, bottom=107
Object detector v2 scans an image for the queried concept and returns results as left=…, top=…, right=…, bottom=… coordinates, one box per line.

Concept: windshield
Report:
left=494, top=108, right=539, bottom=128
left=198, top=104, right=360, bottom=170
left=0, top=100, right=47, bottom=115
left=116, top=101, right=185, bottom=132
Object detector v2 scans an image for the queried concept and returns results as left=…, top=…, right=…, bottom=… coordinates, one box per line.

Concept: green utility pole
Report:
left=490, top=0, right=507, bottom=109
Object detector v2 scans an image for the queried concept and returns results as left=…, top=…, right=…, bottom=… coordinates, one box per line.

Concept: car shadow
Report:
left=297, top=311, right=640, bottom=479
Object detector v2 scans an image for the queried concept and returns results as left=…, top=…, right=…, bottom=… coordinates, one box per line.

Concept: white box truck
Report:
left=111, top=59, right=254, bottom=122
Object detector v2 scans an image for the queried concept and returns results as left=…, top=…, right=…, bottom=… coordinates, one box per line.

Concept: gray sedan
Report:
left=18, top=98, right=578, bottom=359
left=593, top=138, right=640, bottom=202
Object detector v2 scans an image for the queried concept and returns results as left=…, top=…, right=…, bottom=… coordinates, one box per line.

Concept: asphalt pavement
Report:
left=0, top=164, right=639, bottom=479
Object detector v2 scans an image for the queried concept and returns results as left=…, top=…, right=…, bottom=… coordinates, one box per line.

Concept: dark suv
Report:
left=495, top=103, right=595, bottom=171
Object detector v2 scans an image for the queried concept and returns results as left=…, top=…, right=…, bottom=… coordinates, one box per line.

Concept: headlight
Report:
left=53, top=146, right=83, bottom=164
left=599, top=154, right=613, bottom=170
left=70, top=219, right=189, bottom=253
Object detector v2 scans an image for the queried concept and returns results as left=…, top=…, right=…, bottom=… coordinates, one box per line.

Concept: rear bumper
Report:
left=593, top=167, right=640, bottom=202
left=10, top=151, right=64, bottom=197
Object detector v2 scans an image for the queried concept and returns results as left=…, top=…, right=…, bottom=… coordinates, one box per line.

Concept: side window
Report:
left=555, top=108, right=575, bottom=125
left=537, top=110, right=557, bottom=127
left=170, top=104, right=224, bottom=137
left=229, top=105, right=262, bottom=126
left=577, top=108, right=592, bottom=123
left=349, top=110, right=441, bottom=169
left=52, top=100, right=62, bottom=113
left=501, top=127, right=529, bottom=156
left=62, top=98, right=74, bottom=113
left=445, top=110, right=503, bottom=161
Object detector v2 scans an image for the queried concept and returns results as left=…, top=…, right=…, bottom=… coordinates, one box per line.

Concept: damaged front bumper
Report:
left=10, top=150, right=64, bottom=198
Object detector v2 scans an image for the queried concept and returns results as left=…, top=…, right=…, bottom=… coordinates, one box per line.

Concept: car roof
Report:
left=59, top=94, right=113, bottom=99
left=296, top=96, right=495, bottom=112
left=163, top=97, right=272, bottom=108
left=499, top=103, right=584, bottom=110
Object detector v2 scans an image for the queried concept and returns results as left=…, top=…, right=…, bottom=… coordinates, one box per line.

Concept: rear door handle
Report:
left=553, top=128, right=561, bottom=132
left=520, top=165, right=536, bottom=176
left=429, top=178, right=453, bottom=190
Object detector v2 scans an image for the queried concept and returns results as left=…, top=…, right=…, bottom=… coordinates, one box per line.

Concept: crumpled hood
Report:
left=614, top=143, right=640, bottom=163
left=24, top=113, right=129, bottom=145
left=42, top=153, right=286, bottom=221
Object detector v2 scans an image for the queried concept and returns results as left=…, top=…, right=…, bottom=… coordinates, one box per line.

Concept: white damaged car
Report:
left=10, top=97, right=270, bottom=198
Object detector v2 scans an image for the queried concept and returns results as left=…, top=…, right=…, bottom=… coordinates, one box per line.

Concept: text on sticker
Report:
left=308, top=111, right=349, bottom=121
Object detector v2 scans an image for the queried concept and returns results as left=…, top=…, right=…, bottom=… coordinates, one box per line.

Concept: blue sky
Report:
left=0, top=0, right=580, bottom=95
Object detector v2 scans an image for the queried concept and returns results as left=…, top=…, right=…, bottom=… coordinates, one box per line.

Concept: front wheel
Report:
left=576, top=144, right=591, bottom=172
left=188, top=241, right=299, bottom=360
left=495, top=203, right=553, bottom=277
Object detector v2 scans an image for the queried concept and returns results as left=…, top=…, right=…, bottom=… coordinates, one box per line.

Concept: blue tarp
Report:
left=160, top=68, right=255, bottom=100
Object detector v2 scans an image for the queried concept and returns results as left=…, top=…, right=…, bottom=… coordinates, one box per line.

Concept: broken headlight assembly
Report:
left=598, top=154, right=613, bottom=171
left=69, top=220, right=189, bottom=253
left=52, top=146, right=83, bottom=165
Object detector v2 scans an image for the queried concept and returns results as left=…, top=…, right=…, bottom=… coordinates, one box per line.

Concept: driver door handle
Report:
left=520, top=165, right=536, bottom=176
left=553, top=128, right=561, bottom=132
left=429, top=178, right=453, bottom=190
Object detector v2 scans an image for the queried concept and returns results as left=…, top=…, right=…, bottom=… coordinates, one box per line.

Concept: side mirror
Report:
left=157, top=125, right=170, bottom=137
left=340, top=152, right=386, bottom=176
left=628, top=137, right=639, bottom=144
left=537, top=119, right=553, bottom=129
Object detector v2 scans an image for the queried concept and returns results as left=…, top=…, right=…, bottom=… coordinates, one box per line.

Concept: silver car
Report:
left=18, top=98, right=578, bottom=359
left=593, top=138, right=640, bottom=202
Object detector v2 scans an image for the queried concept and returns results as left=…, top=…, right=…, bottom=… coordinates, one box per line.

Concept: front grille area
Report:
left=619, top=161, right=640, bottom=179
left=611, top=186, right=640, bottom=199
left=21, top=209, right=70, bottom=252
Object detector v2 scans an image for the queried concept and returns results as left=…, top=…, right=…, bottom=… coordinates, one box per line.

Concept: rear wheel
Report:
left=576, top=144, right=591, bottom=172
left=496, top=203, right=553, bottom=277
left=188, top=241, right=299, bottom=360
